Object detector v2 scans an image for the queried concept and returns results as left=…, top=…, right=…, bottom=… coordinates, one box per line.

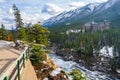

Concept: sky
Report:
left=0, top=0, right=108, bottom=29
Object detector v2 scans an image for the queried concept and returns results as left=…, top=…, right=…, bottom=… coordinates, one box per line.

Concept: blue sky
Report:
left=0, top=0, right=108, bottom=29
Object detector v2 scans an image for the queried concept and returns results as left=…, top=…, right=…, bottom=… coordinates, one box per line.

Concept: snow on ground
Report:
left=50, top=68, right=62, bottom=76
left=99, top=46, right=113, bottom=58
left=0, top=40, right=14, bottom=48
left=43, top=77, right=49, bottom=80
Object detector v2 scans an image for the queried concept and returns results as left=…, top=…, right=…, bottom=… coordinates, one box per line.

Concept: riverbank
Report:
left=49, top=53, right=116, bottom=80
left=32, top=54, right=69, bottom=80
left=55, top=48, right=120, bottom=79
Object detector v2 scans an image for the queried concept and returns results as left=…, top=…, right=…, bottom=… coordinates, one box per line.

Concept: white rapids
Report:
left=49, top=53, right=118, bottom=80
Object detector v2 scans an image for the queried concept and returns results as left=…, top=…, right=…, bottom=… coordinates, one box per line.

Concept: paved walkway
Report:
left=0, top=41, right=23, bottom=77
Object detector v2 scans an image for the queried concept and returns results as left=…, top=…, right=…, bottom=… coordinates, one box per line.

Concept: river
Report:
left=49, top=53, right=119, bottom=80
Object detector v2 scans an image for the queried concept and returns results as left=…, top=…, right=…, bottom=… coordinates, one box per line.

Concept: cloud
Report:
left=0, top=7, right=15, bottom=29
left=42, top=3, right=64, bottom=15
left=97, top=0, right=108, bottom=2
left=0, top=6, right=51, bottom=29
left=0, top=17, right=15, bottom=30
left=70, top=1, right=86, bottom=9
left=9, top=8, right=14, bottom=14
left=0, top=16, right=15, bottom=29
left=0, top=0, right=5, bottom=2
left=21, top=12, right=51, bottom=24
left=2, top=17, right=14, bottom=24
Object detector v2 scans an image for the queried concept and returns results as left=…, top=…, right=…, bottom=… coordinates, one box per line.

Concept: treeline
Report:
left=50, top=29, right=120, bottom=51
left=0, top=24, right=50, bottom=46
left=0, top=24, right=12, bottom=40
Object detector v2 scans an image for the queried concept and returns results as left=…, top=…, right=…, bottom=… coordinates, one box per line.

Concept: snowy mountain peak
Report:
left=42, top=0, right=120, bottom=27
left=105, top=0, right=119, bottom=9
left=108, top=0, right=119, bottom=3
left=86, top=3, right=100, bottom=12
left=42, top=3, right=100, bottom=26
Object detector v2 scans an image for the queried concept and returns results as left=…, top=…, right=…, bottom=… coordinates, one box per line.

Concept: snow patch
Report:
left=99, top=46, right=113, bottom=58
left=43, top=77, right=48, bottom=80
left=116, top=69, right=120, bottom=74
left=87, top=3, right=100, bottom=12
left=50, top=68, right=62, bottom=76
left=0, top=40, right=14, bottom=47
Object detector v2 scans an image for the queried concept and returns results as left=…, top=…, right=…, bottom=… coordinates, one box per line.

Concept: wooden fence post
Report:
left=26, top=47, right=29, bottom=59
left=28, top=47, right=29, bottom=57
left=23, top=54, right=25, bottom=68
left=17, top=60, right=20, bottom=80
left=26, top=49, right=28, bottom=60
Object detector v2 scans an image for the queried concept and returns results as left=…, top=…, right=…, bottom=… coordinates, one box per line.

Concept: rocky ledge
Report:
left=33, top=54, right=69, bottom=80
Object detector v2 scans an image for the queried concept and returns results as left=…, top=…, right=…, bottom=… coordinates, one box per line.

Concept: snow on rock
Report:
left=43, top=77, right=49, bottom=80
left=43, top=61, right=47, bottom=64
left=87, top=3, right=100, bottom=12
left=50, top=68, right=62, bottom=76
left=99, top=46, right=113, bottom=58
left=116, top=69, right=120, bottom=74
left=41, top=67, right=49, bottom=72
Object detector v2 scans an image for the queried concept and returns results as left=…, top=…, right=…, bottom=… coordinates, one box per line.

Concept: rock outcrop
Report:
left=34, top=54, right=68, bottom=80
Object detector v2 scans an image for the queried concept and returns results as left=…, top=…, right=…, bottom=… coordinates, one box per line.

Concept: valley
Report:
left=42, top=0, right=120, bottom=79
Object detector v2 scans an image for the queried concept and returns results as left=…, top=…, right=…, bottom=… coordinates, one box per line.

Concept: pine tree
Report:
left=27, top=23, right=50, bottom=46
left=12, top=4, right=24, bottom=40
left=12, top=4, right=23, bottom=30
left=18, top=27, right=26, bottom=41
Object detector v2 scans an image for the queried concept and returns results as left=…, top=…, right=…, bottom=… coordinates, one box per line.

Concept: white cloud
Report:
left=21, top=12, right=51, bottom=24
left=0, top=0, right=5, bottom=2
left=0, top=6, right=51, bottom=29
left=96, top=0, right=108, bottom=3
left=9, top=8, right=14, bottom=14
left=42, top=3, right=64, bottom=15
left=70, top=1, right=86, bottom=9
left=0, top=7, right=16, bottom=29
left=0, top=16, right=15, bottom=29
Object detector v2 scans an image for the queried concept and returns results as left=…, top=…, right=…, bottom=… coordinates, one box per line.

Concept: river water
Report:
left=49, top=53, right=119, bottom=80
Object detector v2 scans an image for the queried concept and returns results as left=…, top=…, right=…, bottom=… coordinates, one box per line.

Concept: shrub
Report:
left=30, top=45, right=46, bottom=66
left=68, top=69, right=86, bottom=80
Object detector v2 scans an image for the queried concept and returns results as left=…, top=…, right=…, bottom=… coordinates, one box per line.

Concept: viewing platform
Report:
left=0, top=40, right=37, bottom=80
left=0, top=47, right=23, bottom=77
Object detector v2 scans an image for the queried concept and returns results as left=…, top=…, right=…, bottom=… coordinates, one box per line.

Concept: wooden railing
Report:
left=0, top=47, right=29, bottom=80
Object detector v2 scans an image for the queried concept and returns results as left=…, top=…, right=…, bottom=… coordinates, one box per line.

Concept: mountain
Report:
left=42, top=0, right=120, bottom=28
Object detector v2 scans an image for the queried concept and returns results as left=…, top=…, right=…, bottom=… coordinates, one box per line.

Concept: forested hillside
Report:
left=50, top=27, right=120, bottom=77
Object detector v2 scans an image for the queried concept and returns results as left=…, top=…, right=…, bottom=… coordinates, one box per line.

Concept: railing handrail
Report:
left=0, top=47, right=29, bottom=80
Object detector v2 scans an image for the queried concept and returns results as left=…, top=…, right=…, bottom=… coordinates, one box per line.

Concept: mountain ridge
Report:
left=42, top=0, right=120, bottom=28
